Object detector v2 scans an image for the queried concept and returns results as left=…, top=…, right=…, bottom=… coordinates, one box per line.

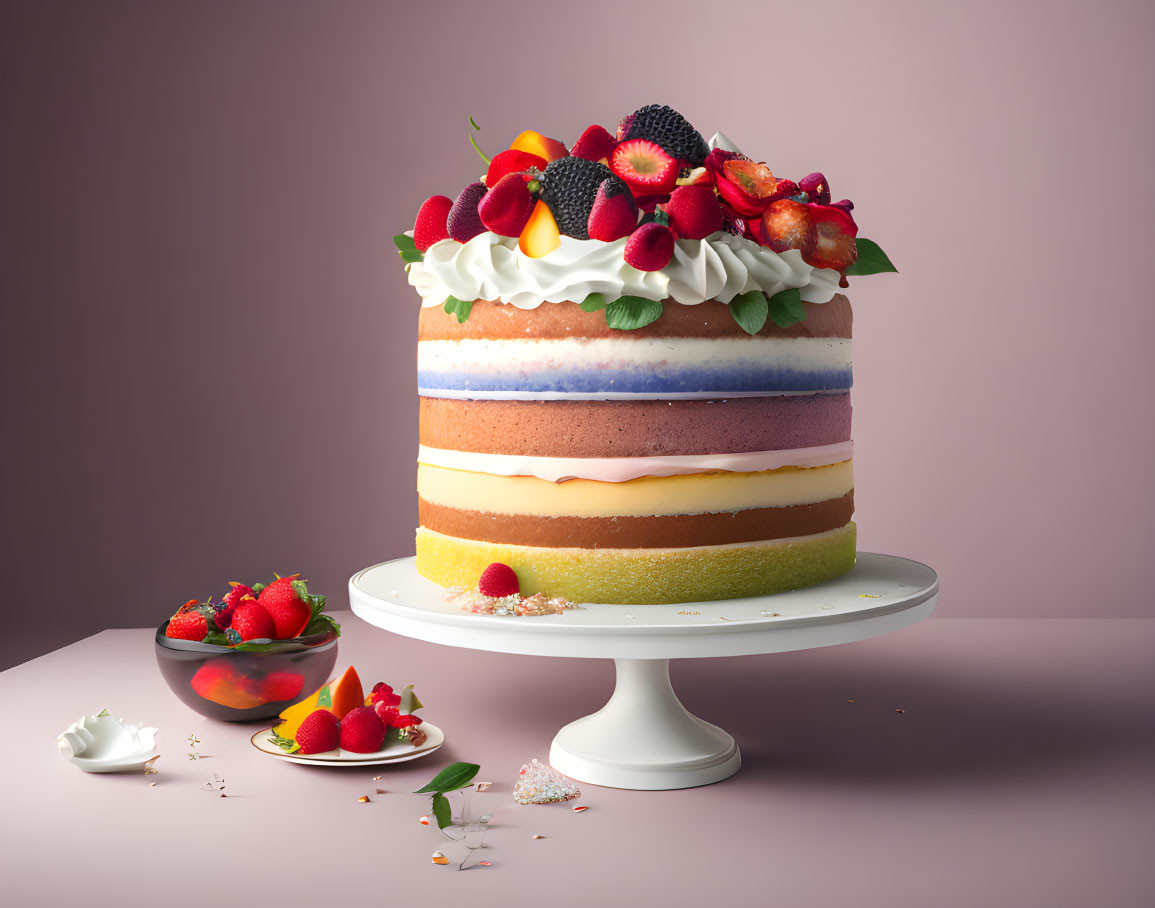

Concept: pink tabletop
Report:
left=2, top=614, right=1153, bottom=907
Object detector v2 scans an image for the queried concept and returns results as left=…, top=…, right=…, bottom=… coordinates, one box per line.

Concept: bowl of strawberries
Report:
left=154, top=574, right=340, bottom=721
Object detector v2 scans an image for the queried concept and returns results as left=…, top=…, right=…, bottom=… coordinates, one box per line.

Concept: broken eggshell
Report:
left=58, top=713, right=159, bottom=773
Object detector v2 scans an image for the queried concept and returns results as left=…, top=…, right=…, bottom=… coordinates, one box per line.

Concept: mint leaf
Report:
left=578, top=293, right=607, bottom=313
left=393, top=233, right=423, bottom=264
left=201, top=628, right=230, bottom=647
left=604, top=296, right=662, bottom=330
left=728, top=290, right=768, bottom=336
left=844, top=238, right=897, bottom=275
left=432, top=792, right=453, bottom=829
left=443, top=296, right=473, bottom=323
left=415, top=761, right=481, bottom=794
left=766, top=288, right=806, bottom=328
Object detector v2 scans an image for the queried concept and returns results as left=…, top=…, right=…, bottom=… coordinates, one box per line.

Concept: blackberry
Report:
left=540, top=157, right=613, bottom=239
left=617, top=104, right=708, bottom=167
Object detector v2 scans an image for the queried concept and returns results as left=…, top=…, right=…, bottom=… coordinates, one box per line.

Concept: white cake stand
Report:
left=349, top=553, right=938, bottom=791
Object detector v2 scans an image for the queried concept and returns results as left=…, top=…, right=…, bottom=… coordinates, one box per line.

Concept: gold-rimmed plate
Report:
left=250, top=721, right=444, bottom=766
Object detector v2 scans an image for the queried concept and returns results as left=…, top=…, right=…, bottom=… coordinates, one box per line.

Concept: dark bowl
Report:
left=154, top=622, right=339, bottom=722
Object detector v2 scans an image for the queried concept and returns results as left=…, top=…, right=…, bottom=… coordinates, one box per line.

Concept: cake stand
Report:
left=349, top=553, right=938, bottom=791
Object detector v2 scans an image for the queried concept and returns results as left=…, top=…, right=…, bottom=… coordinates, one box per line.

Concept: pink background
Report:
left=3, top=0, right=1154, bottom=668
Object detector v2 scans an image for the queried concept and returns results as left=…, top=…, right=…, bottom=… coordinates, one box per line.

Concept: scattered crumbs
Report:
left=143, top=756, right=160, bottom=775
left=625, top=614, right=636, bottom=619
left=419, top=815, right=431, bottom=825
left=375, top=788, right=387, bottom=794
left=148, top=782, right=157, bottom=788
left=478, top=861, right=492, bottom=867
left=475, top=781, right=493, bottom=792
left=390, top=590, right=400, bottom=598
left=373, top=775, right=382, bottom=780
left=819, top=604, right=833, bottom=610
left=859, top=593, right=881, bottom=599
left=847, top=699, right=855, bottom=704
left=445, top=586, right=579, bottom=617
left=895, top=709, right=905, bottom=714
left=573, top=805, right=589, bottom=813
left=719, top=616, right=733, bottom=621
left=532, top=834, right=545, bottom=840
left=676, top=610, right=701, bottom=616
left=220, top=794, right=227, bottom=798
left=431, top=851, right=449, bottom=865
left=761, top=610, right=781, bottom=617
left=357, top=795, right=371, bottom=803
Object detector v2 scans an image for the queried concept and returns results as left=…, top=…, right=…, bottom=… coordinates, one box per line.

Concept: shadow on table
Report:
left=499, top=648, right=1155, bottom=790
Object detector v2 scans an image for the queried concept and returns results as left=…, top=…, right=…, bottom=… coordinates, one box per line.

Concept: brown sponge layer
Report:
left=418, top=295, right=851, bottom=341
left=419, top=394, right=851, bottom=457
left=419, top=491, right=854, bottom=549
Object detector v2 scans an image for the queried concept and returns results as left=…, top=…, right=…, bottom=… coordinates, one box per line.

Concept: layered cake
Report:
left=398, top=105, right=895, bottom=604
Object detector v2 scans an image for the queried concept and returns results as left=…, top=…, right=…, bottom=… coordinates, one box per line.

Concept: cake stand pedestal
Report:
left=349, top=553, right=938, bottom=791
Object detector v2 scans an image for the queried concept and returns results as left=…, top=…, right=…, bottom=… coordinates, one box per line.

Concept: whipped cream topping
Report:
left=407, top=232, right=842, bottom=310
left=418, top=442, right=854, bottom=483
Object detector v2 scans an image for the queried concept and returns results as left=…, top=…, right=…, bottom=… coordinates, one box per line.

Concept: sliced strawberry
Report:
left=447, top=182, right=487, bottom=243
left=623, top=222, right=676, bottom=271
left=485, top=149, right=547, bottom=188
left=413, top=196, right=453, bottom=251
left=571, top=124, right=617, bottom=162
left=762, top=199, right=817, bottom=256
left=478, top=172, right=536, bottom=237
left=806, top=204, right=858, bottom=271
left=611, top=139, right=678, bottom=196
left=587, top=178, right=638, bottom=241
left=715, top=158, right=779, bottom=217
left=662, top=184, right=723, bottom=240
left=798, top=172, right=831, bottom=206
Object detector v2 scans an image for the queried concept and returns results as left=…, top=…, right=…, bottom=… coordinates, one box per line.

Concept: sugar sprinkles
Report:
left=443, top=586, right=579, bottom=617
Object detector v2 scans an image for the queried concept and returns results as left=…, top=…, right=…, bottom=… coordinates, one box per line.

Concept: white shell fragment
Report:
left=707, top=131, right=743, bottom=154
left=58, top=712, right=160, bottom=773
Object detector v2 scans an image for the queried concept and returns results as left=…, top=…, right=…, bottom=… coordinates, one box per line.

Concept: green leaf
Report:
left=766, top=288, right=806, bottom=328
left=578, top=292, right=608, bottom=313
left=393, top=233, right=423, bottom=264
left=267, top=733, right=299, bottom=754
left=604, top=296, right=663, bottom=331
left=432, top=792, right=453, bottom=829
left=251, top=582, right=266, bottom=597
left=414, top=761, right=481, bottom=794
left=844, top=238, right=897, bottom=276
left=443, top=296, right=473, bottom=323
left=317, top=685, right=332, bottom=709
left=728, top=290, right=768, bottom=336
left=201, top=628, right=230, bottom=647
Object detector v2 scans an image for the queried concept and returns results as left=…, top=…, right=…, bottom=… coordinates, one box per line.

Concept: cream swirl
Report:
left=406, top=232, right=842, bottom=310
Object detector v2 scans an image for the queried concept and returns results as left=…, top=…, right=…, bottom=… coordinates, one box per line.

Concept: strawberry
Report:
left=478, top=562, right=520, bottom=598
left=258, top=577, right=311, bottom=639
left=229, top=599, right=275, bottom=642
left=662, top=185, right=723, bottom=240
left=295, top=709, right=340, bottom=754
left=447, top=182, right=488, bottom=243
left=798, top=172, right=831, bottom=206
left=373, top=702, right=423, bottom=729
left=611, top=139, right=679, bottom=196
left=339, top=706, right=386, bottom=753
left=260, top=670, right=305, bottom=703
left=762, top=199, right=817, bottom=256
left=368, top=681, right=401, bottom=707
left=214, top=583, right=252, bottom=630
left=166, top=600, right=208, bottom=641
left=478, top=172, right=536, bottom=237
left=587, top=178, right=638, bottom=242
left=623, top=222, right=676, bottom=272
left=413, top=195, right=453, bottom=251
left=485, top=149, right=546, bottom=188
left=710, top=152, right=779, bottom=217
left=571, top=124, right=616, bottom=162
left=806, top=204, right=858, bottom=271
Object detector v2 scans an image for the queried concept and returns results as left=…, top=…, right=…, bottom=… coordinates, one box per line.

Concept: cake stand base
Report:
left=550, top=658, right=740, bottom=789
left=349, top=553, right=938, bottom=791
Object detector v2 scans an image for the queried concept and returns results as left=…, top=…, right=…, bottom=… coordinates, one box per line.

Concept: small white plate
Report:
left=249, top=721, right=444, bottom=766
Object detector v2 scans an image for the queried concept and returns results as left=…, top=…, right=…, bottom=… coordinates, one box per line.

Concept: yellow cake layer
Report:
left=417, top=460, right=853, bottom=519
left=415, top=523, right=857, bottom=605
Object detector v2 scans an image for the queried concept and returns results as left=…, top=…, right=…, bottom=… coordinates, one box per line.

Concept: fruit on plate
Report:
left=295, top=709, right=341, bottom=754
left=270, top=666, right=428, bottom=754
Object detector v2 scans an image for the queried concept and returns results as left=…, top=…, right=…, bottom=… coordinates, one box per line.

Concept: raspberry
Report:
left=368, top=681, right=401, bottom=707
left=478, top=562, right=519, bottom=598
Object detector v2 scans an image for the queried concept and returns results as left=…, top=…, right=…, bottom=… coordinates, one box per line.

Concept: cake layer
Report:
left=417, top=461, right=853, bottom=518
left=417, top=442, right=853, bottom=482
left=419, top=394, right=852, bottom=457
left=418, top=336, right=851, bottom=399
left=419, top=491, right=854, bottom=548
left=417, top=295, right=852, bottom=342
left=415, top=523, right=858, bottom=604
